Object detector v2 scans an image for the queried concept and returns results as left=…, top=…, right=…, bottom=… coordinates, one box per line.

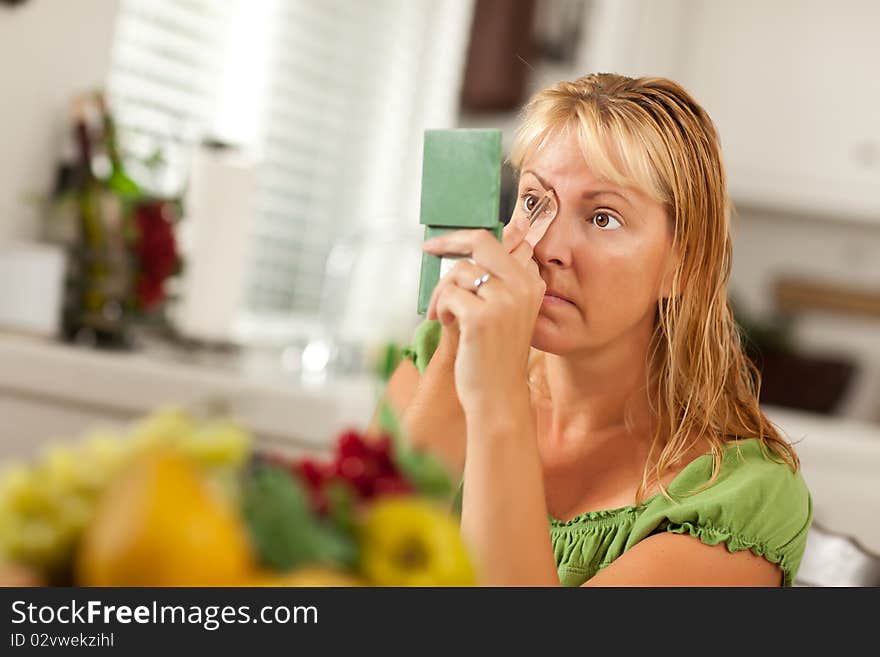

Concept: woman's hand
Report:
left=424, top=215, right=536, bottom=349
left=421, top=215, right=546, bottom=415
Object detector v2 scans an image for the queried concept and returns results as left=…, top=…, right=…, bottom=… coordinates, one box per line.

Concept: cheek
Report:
left=578, top=243, right=666, bottom=319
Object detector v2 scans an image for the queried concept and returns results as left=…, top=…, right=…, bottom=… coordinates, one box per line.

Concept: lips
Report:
left=543, top=288, right=575, bottom=305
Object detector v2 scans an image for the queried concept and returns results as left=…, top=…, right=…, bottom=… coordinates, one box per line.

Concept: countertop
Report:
left=0, top=331, right=381, bottom=452
left=1, top=331, right=877, bottom=552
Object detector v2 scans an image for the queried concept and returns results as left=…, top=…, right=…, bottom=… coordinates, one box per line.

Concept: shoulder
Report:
left=668, top=438, right=811, bottom=515
left=629, top=439, right=813, bottom=586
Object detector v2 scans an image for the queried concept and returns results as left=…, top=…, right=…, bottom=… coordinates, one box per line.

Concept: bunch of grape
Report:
left=0, top=408, right=251, bottom=576
left=288, top=431, right=413, bottom=515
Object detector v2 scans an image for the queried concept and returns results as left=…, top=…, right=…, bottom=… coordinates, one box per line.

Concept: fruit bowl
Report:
left=0, top=406, right=475, bottom=587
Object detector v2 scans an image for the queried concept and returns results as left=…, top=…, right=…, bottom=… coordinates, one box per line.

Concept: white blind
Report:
left=245, top=0, right=475, bottom=318
left=107, top=0, right=475, bottom=332
left=106, top=0, right=239, bottom=196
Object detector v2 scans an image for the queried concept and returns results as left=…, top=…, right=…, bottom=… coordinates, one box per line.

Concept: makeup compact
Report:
left=417, top=129, right=503, bottom=315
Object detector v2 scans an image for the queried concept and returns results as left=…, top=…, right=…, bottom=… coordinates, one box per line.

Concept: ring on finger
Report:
left=473, top=272, right=491, bottom=291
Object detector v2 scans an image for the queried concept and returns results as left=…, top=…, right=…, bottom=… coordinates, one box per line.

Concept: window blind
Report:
left=245, top=0, right=475, bottom=320
left=107, top=0, right=475, bottom=338
left=106, top=0, right=238, bottom=196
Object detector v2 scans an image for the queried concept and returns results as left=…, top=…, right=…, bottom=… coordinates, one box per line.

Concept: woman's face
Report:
left=516, top=134, right=678, bottom=355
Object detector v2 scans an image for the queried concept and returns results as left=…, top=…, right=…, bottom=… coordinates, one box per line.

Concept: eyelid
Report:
left=593, top=207, right=623, bottom=221
left=519, top=190, right=542, bottom=203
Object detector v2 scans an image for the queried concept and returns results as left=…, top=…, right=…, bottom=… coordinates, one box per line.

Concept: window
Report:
left=106, top=0, right=475, bottom=343
left=106, top=0, right=237, bottom=196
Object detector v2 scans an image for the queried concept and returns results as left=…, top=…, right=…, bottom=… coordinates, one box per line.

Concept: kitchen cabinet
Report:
left=677, top=0, right=880, bottom=222
left=581, top=0, right=880, bottom=222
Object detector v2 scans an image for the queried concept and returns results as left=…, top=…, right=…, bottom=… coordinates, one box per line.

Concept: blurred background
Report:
left=0, top=0, right=878, bottom=584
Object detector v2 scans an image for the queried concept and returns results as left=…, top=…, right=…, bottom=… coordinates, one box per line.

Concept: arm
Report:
left=423, top=225, right=560, bottom=586
left=460, top=388, right=560, bottom=586
left=582, top=532, right=783, bottom=586
left=460, top=415, right=781, bottom=587
left=366, top=327, right=468, bottom=479
left=460, top=407, right=782, bottom=587
left=366, top=218, right=537, bottom=478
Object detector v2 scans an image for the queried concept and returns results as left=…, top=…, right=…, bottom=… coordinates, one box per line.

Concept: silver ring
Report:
left=473, top=272, right=491, bottom=290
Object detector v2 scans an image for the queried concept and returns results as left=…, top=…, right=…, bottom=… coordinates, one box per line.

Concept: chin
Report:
left=531, top=318, right=581, bottom=355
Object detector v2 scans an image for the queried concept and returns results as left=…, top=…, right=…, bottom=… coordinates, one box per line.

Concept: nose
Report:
left=532, top=206, right=574, bottom=269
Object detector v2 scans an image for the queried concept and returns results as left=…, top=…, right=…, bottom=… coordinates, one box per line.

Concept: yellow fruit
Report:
left=359, top=498, right=475, bottom=586
left=76, top=452, right=254, bottom=586
left=247, top=566, right=365, bottom=587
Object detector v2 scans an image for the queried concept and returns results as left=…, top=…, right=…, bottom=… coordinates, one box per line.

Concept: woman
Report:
left=380, top=73, right=812, bottom=586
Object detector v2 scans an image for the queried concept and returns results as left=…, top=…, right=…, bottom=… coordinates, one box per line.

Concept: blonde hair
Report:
left=510, top=73, right=798, bottom=502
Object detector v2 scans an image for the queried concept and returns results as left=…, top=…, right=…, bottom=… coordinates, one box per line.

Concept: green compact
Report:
left=417, top=129, right=503, bottom=315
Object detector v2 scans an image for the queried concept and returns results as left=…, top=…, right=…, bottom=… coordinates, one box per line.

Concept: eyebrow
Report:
left=520, top=169, right=630, bottom=204
left=520, top=169, right=551, bottom=189
left=583, top=190, right=629, bottom=204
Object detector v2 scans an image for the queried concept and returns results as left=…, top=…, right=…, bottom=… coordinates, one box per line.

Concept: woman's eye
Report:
left=591, top=212, right=622, bottom=230
left=522, top=193, right=539, bottom=213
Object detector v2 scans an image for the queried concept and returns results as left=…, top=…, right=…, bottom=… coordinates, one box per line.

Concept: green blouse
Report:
left=401, top=319, right=814, bottom=587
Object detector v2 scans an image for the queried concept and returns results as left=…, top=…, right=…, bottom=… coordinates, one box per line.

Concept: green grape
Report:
left=1, top=466, right=55, bottom=516
left=129, top=407, right=196, bottom=453
left=82, top=431, right=130, bottom=475
left=0, top=406, right=257, bottom=575
left=182, top=422, right=251, bottom=468
left=40, top=444, right=83, bottom=492
left=0, top=464, right=30, bottom=500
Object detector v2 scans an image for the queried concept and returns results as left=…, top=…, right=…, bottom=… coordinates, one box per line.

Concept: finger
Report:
left=444, top=259, right=488, bottom=295
left=527, top=259, right=544, bottom=293
left=501, top=214, right=529, bottom=253
left=510, top=239, right=534, bottom=267
left=426, top=258, right=484, bottom=319
left=422, top=228, right=522, bottom=282
left=435, top=281, right=482, bottom=329
left=528, top=258, right=541, bottom=281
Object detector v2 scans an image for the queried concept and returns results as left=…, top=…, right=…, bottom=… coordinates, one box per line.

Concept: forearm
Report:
left=400, top=330, right=467, bottom=477
left=460, top=391, right=560, bottom=586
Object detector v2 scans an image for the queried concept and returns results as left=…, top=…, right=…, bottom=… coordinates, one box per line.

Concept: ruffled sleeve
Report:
left=400, top=319, right=442, bottom=374
left=626, top=439, right=813, bottom=586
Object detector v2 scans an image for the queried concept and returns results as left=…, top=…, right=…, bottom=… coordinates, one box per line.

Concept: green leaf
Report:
left=324, top=480, right=358, bottom=538
left=395, top=448, right=454, bottom=500
left=241, top=465, right=358, bottom=572
left=377, top=401, right=454, bottom=501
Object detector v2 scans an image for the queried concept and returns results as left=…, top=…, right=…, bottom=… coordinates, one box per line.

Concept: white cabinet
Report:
left=678, top=0, right=880, bottom=221
left=582, top=0, right=880, bottom=222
